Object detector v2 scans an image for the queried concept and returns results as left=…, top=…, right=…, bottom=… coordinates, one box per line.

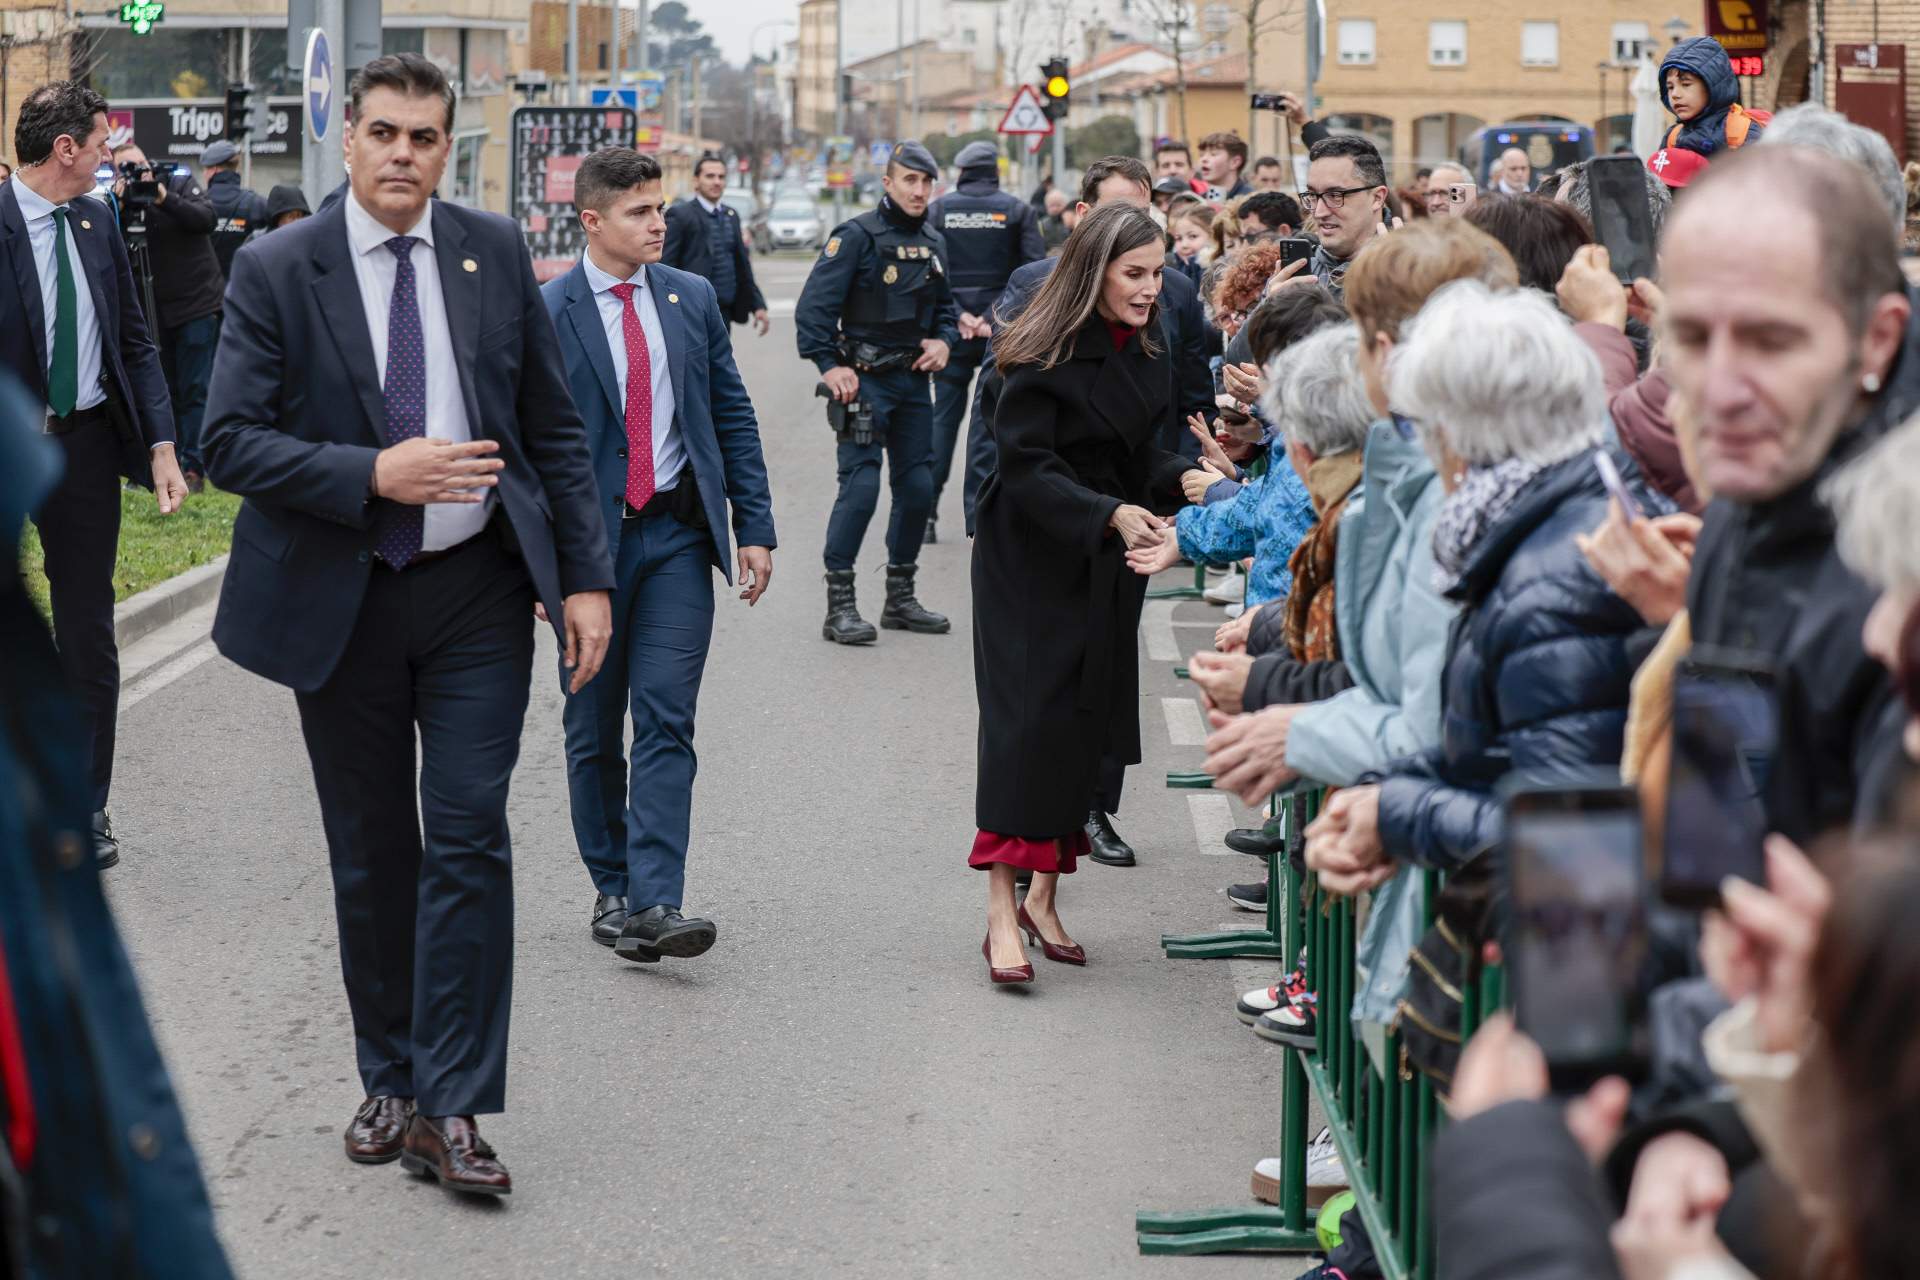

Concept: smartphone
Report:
left=1249, top=92, right=1290, bottom=112
left=1446, top=182, right=1477, bottom=213
left=1586, top=154, right=1658, bottom=285
left=1504, top=781, right=1650, bottom=1088
left=1592, top=450, right=1641, bottom=520
left=1658, top=649, right=1779, bottom=909
left=1277, top=236, right=1315, bottom=273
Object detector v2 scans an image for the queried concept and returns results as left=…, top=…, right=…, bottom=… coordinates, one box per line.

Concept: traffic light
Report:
left=225, top=83, right=255, bottom=141
left=1040, top=58, right=1070, bottom=120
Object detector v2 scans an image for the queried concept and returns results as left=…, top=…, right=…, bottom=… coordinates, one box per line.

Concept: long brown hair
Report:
left=995, top=202, right=1164, bottom=373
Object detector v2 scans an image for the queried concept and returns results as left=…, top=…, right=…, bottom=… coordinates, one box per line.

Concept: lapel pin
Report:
left=80, top=219, right=92, bottom=230
left=463, top=258, right=478, bottom=272
left=668, top=293, right=679, bottom=304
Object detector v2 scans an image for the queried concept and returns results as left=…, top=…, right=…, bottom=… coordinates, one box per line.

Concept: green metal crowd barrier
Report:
left=1138, top=787, right=1507, bottom=1278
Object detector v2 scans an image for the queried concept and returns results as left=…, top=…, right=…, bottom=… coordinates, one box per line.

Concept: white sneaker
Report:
left=1224, top=601, right=1245, bottom=619
left=1204, top=569, right=1246, bottom=604
left=1250, top=1129, right=1349, bottom=1207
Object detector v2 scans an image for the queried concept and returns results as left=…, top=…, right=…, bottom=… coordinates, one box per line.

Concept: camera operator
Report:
left=200, top=138, right=268, bottom=281
left=111, top=141, right=223, bottom=491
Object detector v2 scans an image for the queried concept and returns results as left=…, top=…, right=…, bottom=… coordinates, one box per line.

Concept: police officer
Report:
left=200, top=139, right=268, bottom=281
left=924, top=139, right=1044, bottom=545
left=795, top=141, right=959, bottom=646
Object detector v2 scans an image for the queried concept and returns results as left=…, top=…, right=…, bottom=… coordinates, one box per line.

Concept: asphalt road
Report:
left=106, top=254, right=1319, bottom=1278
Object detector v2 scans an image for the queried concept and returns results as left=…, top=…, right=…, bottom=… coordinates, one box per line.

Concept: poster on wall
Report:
left=510, top=105, right=637, bottom=280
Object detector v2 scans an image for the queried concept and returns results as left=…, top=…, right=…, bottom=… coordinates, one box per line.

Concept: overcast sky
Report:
left=679, top=0, right=805, bottom=64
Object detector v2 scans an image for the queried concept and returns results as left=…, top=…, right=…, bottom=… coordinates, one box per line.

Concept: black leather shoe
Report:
left=1224, top=826, right=1285, bottom=857
left=590, top=893, right=629, bottom=946
left=614, top=906, right=717, bottom=964
left=91, top=810, right=120, bottom=870
left=1085, top=810, right=1136, bottom=867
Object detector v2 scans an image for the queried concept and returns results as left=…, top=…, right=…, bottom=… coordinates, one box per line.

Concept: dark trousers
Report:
left=960, top=367, right=999, bottom=537
left=160, top=312, right=219, bottom=474
left=1095, top=754, right=1126, bottom=817
left=823, top=366, right=934, bottom=571
left=929, top=335, right=987, bottom=508
left=30, top=415, right=122, bottom=813
left=560, top=509, right=715, bottom=911
left=292, top=528, right=534, bottom=1117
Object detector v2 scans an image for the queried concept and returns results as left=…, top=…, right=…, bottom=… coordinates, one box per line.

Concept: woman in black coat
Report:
left=971, top=202, right=1198, bottom=984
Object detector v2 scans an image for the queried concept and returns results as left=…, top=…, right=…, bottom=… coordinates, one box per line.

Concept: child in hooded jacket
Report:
left=1659, top=36, right=1770, bottom=160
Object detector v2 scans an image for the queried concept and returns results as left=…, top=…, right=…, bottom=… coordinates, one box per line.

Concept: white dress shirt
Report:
left=582, top=250, right=685, bottom=495
left=11, top=178, right=107, bottom=414
left=343, top=192, right=491, bottom=551
left=694, top=193, right=723, bottom=215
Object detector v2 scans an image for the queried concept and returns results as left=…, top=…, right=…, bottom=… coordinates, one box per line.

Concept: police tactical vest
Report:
left=841, top=208, right=945, bottom=346
left=934, top=190, right=1022, bottom=305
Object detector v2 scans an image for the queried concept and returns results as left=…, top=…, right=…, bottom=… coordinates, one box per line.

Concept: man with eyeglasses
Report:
left=1297, top=136, right=1390, bottom=298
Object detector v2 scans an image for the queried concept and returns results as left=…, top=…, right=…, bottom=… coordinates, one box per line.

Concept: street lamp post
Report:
left=747, top=20, right=797, bottom=195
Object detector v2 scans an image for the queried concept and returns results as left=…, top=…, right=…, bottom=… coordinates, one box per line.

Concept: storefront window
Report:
left=87, top=27, right=227, bottom=101
left=383, top=28, right=425, bottom=56
left=247, top=30, right=301, bottom=98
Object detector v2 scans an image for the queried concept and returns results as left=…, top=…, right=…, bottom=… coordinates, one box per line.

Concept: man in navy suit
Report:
left=543, top=147, right=776, bottom=963
left=1, top=81, right=187, bottom=869
left=202, top=53, right=614, bottom=1197
left=661, top=151, right=769, bottom=336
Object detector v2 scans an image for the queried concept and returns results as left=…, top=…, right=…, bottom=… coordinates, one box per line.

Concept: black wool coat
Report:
left=971, top=313, right=1191, bottom=837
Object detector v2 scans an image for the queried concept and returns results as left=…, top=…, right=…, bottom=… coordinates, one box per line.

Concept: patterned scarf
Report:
left=1309, top=243, right=1351, bottom=298
left=1283, top=452, right=1365, bottom=662
left=1430, top=456, right=1549, bottom=594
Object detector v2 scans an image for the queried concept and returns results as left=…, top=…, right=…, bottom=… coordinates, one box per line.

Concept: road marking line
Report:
left=1161, top=695, right=1206, bottom=746
left=121, top=639, right=216, bottom=711
left=1188, top=792, right=1236, bottom=855
left=1140, top=599, right=1180, bottom=660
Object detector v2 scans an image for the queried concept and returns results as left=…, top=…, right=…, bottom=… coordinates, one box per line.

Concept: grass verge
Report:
left=20, top=485, right=241, bottom=617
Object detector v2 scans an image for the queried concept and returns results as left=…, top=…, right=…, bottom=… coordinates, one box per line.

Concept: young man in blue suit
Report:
left=542, top=148, right=776, bottom=964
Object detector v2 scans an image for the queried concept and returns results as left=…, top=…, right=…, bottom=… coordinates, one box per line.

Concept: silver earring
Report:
left=1863, top=372, right=1883, bottom=394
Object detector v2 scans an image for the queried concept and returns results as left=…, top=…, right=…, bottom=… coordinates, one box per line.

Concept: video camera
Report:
left=118, top=159, right=179, bottom=211
left=815, top=382, right=878, bottom=446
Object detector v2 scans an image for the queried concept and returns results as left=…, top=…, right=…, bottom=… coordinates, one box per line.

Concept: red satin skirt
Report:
left=968, top=829, right=1089, bottom=875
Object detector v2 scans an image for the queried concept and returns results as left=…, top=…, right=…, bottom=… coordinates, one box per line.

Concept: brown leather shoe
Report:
left=343, top=1095, right=415, bottom=1164
left=400, top=1114, right=512, bottom=1196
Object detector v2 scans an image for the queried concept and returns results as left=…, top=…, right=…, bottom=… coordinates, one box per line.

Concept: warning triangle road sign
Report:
left=998, top=85, right=1054, bottom=136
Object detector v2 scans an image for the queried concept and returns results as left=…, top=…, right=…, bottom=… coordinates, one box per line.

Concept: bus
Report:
left=1460, top=123, right=1596, bottom=188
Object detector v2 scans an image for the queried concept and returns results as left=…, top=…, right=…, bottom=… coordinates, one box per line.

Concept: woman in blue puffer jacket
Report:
left=1303, top=280, right=1657, bottom=889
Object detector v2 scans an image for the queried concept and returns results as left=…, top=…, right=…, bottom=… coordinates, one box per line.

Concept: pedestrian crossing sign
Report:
left=997, top=86, right=1054, bottom=136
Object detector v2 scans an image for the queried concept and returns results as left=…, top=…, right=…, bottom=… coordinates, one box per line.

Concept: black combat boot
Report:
left=822, top=570, right=878, bottom=645
left=879, top=563, right=950, bottom=633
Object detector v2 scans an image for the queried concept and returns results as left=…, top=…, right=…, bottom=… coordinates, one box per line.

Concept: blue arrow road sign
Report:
left=305, top=29, right=333, bottom=143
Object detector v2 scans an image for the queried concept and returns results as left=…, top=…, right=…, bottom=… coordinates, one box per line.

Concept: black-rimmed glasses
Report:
left=1298, top=184, right=1379, bottom=211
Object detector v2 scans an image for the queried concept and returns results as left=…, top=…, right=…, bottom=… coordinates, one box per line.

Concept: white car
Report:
left=765, top=199, right=825, bottom=252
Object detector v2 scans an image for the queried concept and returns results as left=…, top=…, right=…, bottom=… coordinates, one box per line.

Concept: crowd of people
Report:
left=8, top=27, right=1920, bottom=1277
left=962, top=36, right=1920, bottom=1280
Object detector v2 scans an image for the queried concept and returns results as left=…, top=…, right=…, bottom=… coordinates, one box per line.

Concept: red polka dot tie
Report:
left=609, top=282, right=655, bottom=511
left=375, top=235, right=426, bottom=568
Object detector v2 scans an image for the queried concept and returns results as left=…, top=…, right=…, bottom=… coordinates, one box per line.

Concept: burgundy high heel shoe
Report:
left=982, top=935, right=1034, bottom=985
left=1018, top=905, right=1087, bottom=965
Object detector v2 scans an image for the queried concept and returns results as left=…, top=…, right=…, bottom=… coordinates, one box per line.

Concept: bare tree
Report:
left=1243, top=0, right=1303, bottom=149
left=1129, top=0, right=1191, bottom=143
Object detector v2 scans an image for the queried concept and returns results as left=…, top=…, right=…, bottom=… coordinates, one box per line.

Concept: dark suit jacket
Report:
left=202, top=198, right=614, bottom=693
left=541, top=260, right=776, bottom=580
left=660, top=198, right=767, bottom=325
left=0, top=182, right=175, bottom=483
left=993, top=255, right=1213, bottom=457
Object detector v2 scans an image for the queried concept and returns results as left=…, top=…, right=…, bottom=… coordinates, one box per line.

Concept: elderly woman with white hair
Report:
left=1302, top=281, right=1658, bottom=890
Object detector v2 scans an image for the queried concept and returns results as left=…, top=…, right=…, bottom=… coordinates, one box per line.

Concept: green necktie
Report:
left=48, top=205, right=78, bottom=417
